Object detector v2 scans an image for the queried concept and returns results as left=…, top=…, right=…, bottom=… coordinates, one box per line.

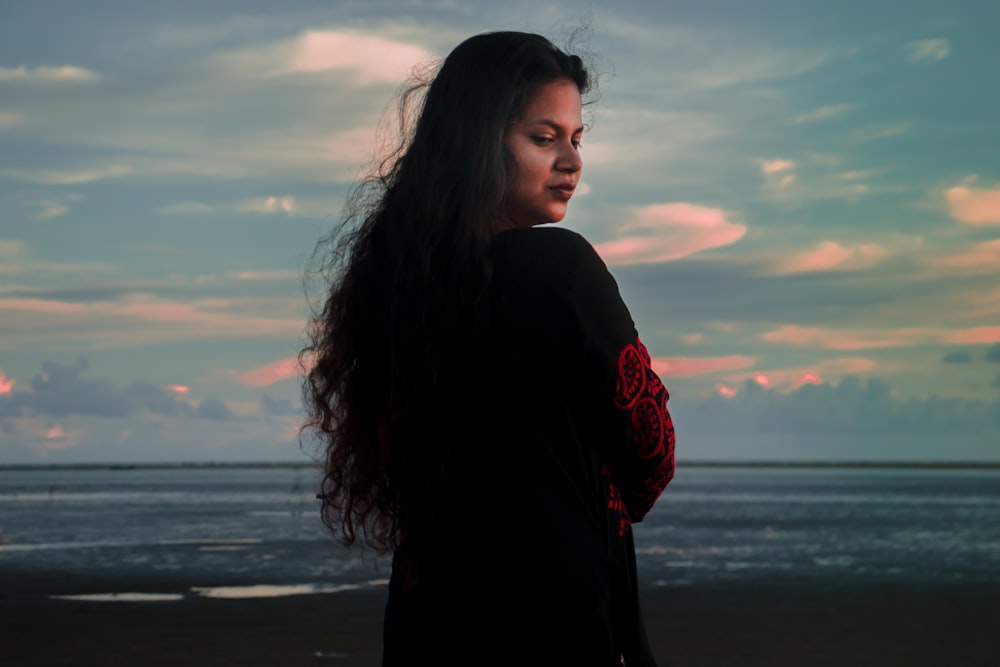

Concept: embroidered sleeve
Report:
left=612, top=336, right=676, bottom=522
left=498, top=228, right=676, bottom=524
left=552, top=229, right=676, bottom=523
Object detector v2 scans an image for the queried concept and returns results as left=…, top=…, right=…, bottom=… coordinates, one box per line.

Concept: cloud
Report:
left=758, top=159, right=797, bottom=191
left=0, top=27, right=436, bottom=187
left=161, top=196, right=297, bottom=215
left=0, top=294, right=303, bottom=350
left=770, top=240, right=888, bottom=274
left=986, top=344, right=1000, bottom=363
left=261, top=394, right=300, bottom=416
left=594, top=203, right=746, bottom=265
left=288, top=30, right=435, bottom=84
left=943, top=328, right=1000, bottom=344
left=235, top=357, right=304, bottom=386
left=945, top=185, right=1000, bottom=224
left=715, top=384, right=737, bottom=398
left=927, top=239, right=1000, bottom=274
left=907, top=38, right=950, bottom=62
left=42, top=424, right=83, bottom=450
left=195, top=398, right=232, bottom=420
left=852, top=122, right=912, bottom=142
left=0, top=372, right=13, bottom=395
left=603, top=18, right=846, bottom=92
left=762, top=325, right=1000, bottom=350
left=0, top=65, right=100, bottom=83
left=0, top=250, right=117, bottom=278
left=941, top=350, right=973, bottom=364
left=718, top=357, right=877, bottom=394
left=36, top=200, right=72, bottom=220
left=760, top=159, right=795, bottom=174
left=160, top=195, right=342, bottom=219
left=791, top=103, right=859, bottom=124
left=0, top=164, right=133, bottom=185
left=0, top=358, right=233, bottom=421
left=160, top=196, right=296, bottom=215
left=215, top=29, right=436, bottom=85
left=0, top=411, right=304, bottom=464
left=651, top=355, right=755, bottom=378
left=761, top=325, right=921, bottom=350
left=676, top=375, right=1000, bottom=438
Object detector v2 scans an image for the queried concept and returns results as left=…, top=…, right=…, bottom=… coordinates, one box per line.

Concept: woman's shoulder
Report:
left=493, top=226, right=605, bottom=272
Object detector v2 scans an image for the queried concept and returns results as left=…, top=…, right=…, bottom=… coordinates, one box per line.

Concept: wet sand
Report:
left=3, top=568, right=996, bottom=666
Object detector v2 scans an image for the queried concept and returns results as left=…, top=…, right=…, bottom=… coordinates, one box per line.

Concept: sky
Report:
left=1, top=0, right=999, bottom=464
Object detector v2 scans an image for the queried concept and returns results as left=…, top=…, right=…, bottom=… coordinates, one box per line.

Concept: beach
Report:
left=5, top=567, right=997, bottom=667
left=4, top=463, right=998, bottom=665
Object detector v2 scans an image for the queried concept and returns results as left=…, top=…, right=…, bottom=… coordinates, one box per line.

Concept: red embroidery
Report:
left=614, top=343, right=645, bottom=410
left=603, top=464, right=632, bottom=536
left=610, top=335, right=676, bottom=521
left=631, top=396, right=665, bottom=460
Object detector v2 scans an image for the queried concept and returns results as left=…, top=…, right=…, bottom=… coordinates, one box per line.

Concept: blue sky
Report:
left=1, top=0, right=999, bottom=464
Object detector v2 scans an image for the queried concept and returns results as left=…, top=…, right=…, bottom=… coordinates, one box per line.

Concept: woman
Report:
left=302, top=30, right=676, bottom=666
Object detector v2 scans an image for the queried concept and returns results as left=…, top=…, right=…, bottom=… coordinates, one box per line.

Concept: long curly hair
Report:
left=300, top=31, right=592, bottom=576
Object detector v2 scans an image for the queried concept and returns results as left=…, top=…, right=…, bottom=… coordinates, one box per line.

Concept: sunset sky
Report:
left=2, top=0, right=998, bottom=464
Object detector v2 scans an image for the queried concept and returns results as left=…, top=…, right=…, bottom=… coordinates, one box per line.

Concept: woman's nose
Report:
left=557, top=141, right=582, bottom=173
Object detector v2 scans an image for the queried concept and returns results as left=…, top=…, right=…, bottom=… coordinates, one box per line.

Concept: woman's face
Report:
left=503, top=78, right=583, bottom=228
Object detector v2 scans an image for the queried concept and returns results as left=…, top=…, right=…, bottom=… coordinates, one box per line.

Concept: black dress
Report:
left=382, top=227, right=676, bottom=666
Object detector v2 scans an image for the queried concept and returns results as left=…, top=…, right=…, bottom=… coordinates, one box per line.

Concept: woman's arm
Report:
left=562, top=229, right=676, bottom=522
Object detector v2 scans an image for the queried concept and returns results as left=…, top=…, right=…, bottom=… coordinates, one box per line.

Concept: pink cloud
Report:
left=0, top=298, right=86, bottom=314
left=761, top=325, right=922, bottom=350
left=928, top=239, right=1000, bottom=272
left=0, top=297, right=302, bottom=348
left=651, top=354, right=755, bottom=377
left=291, top=30, right=433, bottom=84
left=771, top=240, right=887, bottom=274
left=794, top=372, right=823, bottom=388
left=946, top=185, right=1000, bottom=224
left=39, top=424, right=81, bottom=452
left=167, top=385, right=189, bottom=394
left=760, top=159, right=795, bottom=174
left=716, top=384, right=737, bottom=398
left=942, top=327, right=1000, bottom=344
left=763, top=324, right=1000, bottom=350
left=0, top=371, right=13, bottom=395
left=594, top=203, right=746, bottom=265
left=721, top=358, right=875, bottom=394
left=238, top=357, right=304, bottom=386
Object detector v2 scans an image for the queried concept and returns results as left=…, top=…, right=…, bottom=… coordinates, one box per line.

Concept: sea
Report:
left=1, top=463, right=998, bottom=600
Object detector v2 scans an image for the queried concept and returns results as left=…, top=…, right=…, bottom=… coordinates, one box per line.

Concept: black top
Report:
left=382, top=227, right=676, bottom=666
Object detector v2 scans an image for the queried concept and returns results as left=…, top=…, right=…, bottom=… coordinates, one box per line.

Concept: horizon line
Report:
left=2, top=459, right=999, bottom=471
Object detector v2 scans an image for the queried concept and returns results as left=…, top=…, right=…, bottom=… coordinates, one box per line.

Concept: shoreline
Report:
left=4, top=568, right=996, bottom=667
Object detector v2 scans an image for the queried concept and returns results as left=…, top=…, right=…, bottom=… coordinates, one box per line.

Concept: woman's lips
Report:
left=551, top=184, right=575, bottom=200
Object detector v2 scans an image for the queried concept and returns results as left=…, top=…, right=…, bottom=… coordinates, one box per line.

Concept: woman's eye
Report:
left=572, top=140, right=583, bottom=150
left=532, top=136, right=554, bottom=145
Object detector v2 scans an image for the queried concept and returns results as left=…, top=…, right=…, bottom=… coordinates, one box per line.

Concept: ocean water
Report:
left=1, top=464, right=998, bottom=597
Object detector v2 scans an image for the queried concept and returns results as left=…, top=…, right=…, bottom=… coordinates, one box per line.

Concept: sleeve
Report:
left=560, top=231, right=676, bottom=523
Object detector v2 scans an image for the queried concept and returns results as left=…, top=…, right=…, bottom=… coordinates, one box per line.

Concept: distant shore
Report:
left=3, top=459, right=1000, bottom=471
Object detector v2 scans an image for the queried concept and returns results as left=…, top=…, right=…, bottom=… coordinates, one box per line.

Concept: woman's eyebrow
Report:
left=526, top=118, right=585, bottom=135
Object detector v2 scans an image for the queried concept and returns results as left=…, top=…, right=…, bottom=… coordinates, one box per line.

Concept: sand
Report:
left=3, top=567, right=997, bottom=666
